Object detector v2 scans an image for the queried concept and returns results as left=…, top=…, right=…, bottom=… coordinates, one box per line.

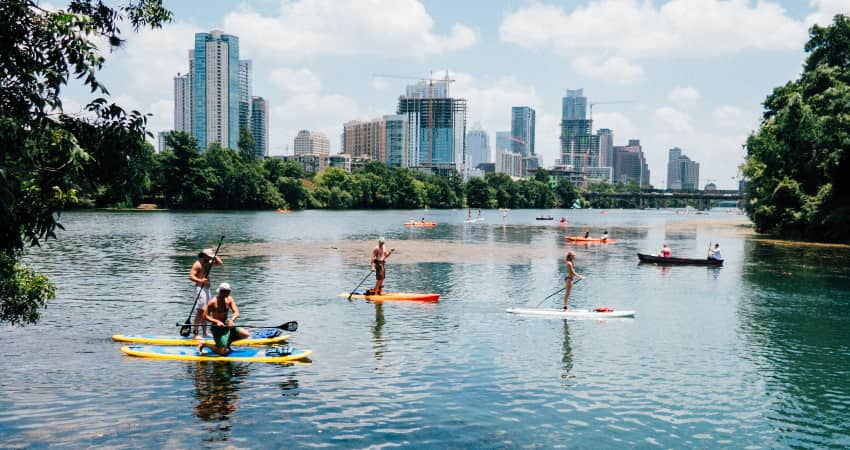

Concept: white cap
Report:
left=217, top=282, right=231, bottom=292
left=378, top=237, right=385, bottom=243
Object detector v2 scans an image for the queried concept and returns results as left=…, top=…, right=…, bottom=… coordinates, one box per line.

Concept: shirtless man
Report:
left=563, top=251, right=585, bottom=310
left=367, top=238, right=394, bottom=296
left=197, top=283, right=250, bottom=355
left=189, top=248, right=223, bottom=339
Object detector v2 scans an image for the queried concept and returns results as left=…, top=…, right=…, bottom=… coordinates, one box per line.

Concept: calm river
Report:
left=2, top=209, right=849, bottom=448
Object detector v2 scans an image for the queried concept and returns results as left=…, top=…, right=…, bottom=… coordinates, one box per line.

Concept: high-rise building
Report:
left=559, top=89, right=599, bottom=171
left=510, top=106, right=536, bottom=156
left=173, top=73, right=191, bottom=133
left=597, top=128, right=613, bottom=168
left=250, top=96, right=268, bottom=158
left=496, top=149, right=523, bottom=177
left=192, top=30, right=240, bottom=151
left=384, top=115, right=407, bottom=168
left=157, top=131, right=172, bottom=153
left=343, top=118, right=387, bottom=162
left=397, top=79, right=467, bottom=173
left=294, top=130, right=330, bottom=155
left=666, top=147, right=699, bottom=190
left=465, top=125, right=490, bottom=171
left=495, top=131, right=511, bottom=152
left=613, top=139, right=650, bottom=186
left=239, top=60, right=252, bottom=134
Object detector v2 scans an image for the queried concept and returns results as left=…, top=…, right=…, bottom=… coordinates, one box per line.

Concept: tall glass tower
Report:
left=559, top=89, right=598, bottom=170
left=239, top=60, right=252, bottom=135
left=510, top=106, right=535, bottom=156
left=250, top=96, right=268, bottom=158
left=192, top=30, right=240, bottom=151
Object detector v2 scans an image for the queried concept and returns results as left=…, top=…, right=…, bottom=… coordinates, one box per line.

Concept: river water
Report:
left=2, top=209, right=849, bottom=448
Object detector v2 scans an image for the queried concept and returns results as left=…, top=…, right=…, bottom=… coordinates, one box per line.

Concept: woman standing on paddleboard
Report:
left=563, top=251, right=585, bottom=310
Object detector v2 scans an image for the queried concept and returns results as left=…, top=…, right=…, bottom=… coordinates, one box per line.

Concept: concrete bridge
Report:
left=583, top=189, right=743, bottom=210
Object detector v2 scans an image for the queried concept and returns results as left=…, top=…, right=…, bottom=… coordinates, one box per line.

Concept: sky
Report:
left=61, top=0, right=850, bottom=189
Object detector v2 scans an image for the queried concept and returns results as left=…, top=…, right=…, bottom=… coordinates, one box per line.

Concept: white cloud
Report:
left=805, top=0, right=850, bottom=27
left=573, top=56, right=644, bottom=84
left=500, top=0, right=808, bottom=58
left=113, top=21, right=197, bottom=96
left=269, top=68, right=322, bottom=94
left=270, top=92, right=363, bottom=154
left=668, top=87, right=701, bottom=106
left=224, top=0, right=477, bottom=60
left=371, top=77, right=390, bottom=92
left=712, top=105, right=759, bottom=133
left=655, top=106, right=693, bottom=133
left=594, top=112, right=638, bottom=140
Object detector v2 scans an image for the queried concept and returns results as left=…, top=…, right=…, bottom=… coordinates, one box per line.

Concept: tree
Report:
left=742, top=14, right=850, bottom=242
left=555, top=179, right=578, bottom=208
left=0, top=1, right=171, bottom=324
left=238, top=127, right=256, bottom=160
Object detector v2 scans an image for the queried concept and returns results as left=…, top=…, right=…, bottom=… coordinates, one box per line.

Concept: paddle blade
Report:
left=280, top=321, right=298, bottom=332
left=178, top=322, right=192, bottom=337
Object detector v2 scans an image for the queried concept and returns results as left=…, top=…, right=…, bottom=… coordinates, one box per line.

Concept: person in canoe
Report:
left=197, top=282, right=250, bottom=356
left=600, top=230, right=609, bottom=241
left=559, top=217, right=567, bottom=224
left=366, top=238, right=394, bottom=296
left=563, top=251, right=585, bottom=310
left=583, top=231, right=590, bottom=239
left=708, top=243, right=722, bottom=260
left=190, top=248, right=223, bottom=339
left=657, top=243, right=672, bottom=258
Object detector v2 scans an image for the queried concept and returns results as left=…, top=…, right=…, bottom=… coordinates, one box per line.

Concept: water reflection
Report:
left=561, top=320, right=574, bottom=383
left=372, top=302, right=386, bottom=360
left=190, top=361, right=250, bottom=441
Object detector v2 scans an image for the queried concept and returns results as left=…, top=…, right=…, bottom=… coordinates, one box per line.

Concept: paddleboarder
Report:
left=600, top=230, right=609, bottom=241
left=563, top=251, right=585, bottom=310
left=197, top=282, right=250, bottom=356
left=189, top=248, right=223, bottom=339
left=367, top=238, right=394, bottom=296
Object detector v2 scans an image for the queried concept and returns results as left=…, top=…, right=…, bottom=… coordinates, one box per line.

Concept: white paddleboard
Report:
left=506, top=307, right=635, bottom=319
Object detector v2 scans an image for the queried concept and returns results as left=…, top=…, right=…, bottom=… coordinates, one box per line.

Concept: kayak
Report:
left=566, top=236, right=616, bottom=243
left=405, top=221, right=437, bottom=227
left=340, top=291, right=440, bottom=302
left=111, top=332, right=290, bottom=346
left=536, top=216, right=554, bottom=220
left=506, top=307, right=635, bottom=319
left=121, top=345, right=312, bottom=363
left=637, top=253, right=723, bottom=266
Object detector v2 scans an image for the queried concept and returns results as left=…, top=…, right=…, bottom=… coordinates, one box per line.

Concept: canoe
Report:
left=566, top=236, right=616, bottom=243
left=535, top=216, right=554, bottom=220
left=340, top=291, right=440, bottom=302
left=637, top=253, right=723, bottom=266
left=121, top=345, right=312, bottom=363
left=112, top=332, right=290, bottom=346
left=506, top=307, right=635, bottom=319
left=404, top=221, right=437, bottom=227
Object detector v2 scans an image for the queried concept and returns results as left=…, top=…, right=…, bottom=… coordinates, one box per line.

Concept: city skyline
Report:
left=63, top=0, right=850, bottom=188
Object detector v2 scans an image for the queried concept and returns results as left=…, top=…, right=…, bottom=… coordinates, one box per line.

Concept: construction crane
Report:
left=589, top=100, right=634, bottom=120
left=373, top=72, right=456, bottom=166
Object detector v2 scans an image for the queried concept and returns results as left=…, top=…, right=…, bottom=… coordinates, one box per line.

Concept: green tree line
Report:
left=743, top=14, right=850, bottom=243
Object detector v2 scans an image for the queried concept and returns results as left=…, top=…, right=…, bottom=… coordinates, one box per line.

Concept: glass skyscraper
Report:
left=465, top=125, right=490, bottom=170
left=398, top=95, right=467, bottom=172
left=250, top=96, right=268, bottom=158
left=192, top=30, right=240, bottom=151
left=559, top=89, right=599, bottom=170
left=239, top=60, right=252, bottom=135
left=510, top=106, right=535, bottom=156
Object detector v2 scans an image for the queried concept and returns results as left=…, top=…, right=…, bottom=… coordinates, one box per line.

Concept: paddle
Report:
left=534, top=278, right=583, bottom=307
left=348, top=248, right=394, bottom=299
left=176, top=320, right=298, bottom=332
left=179, top=235, right=224, bottom=337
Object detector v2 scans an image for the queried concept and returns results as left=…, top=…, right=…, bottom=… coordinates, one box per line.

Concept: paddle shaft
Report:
left=179, top=235, right=224, bottom=336
left=534, top=278, right=583, bottom=307
left=176, top=320, right=297, bottom=332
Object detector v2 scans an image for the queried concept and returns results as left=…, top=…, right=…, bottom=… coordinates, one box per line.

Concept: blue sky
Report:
left=66, top=0, right=850, bottom=188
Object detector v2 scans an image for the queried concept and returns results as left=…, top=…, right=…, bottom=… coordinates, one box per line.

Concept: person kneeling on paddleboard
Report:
left=197, top=283, right=250, bottom=355
left=563, top=251, right=585, bottom=310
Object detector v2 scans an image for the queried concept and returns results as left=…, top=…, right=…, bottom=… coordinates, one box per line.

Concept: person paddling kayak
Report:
left=189, top=248, right=223, bottom=339
left=563, top=251, right=585, bottom=310
left=366, top=238, right=394, bottom=296
left=197, top=282, right=250, bottom=356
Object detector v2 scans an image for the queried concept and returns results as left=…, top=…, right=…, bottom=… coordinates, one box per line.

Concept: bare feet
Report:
left=197, top=341, right=204, bottom=355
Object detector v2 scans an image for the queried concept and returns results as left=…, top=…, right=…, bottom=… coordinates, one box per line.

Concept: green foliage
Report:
left=238, top=127, right=256, bottom=160
left=743, top=14, right=850, bottom=242
left=555, top=179, right=578, bottom=207
left=0, top=0, right=171, bottom=324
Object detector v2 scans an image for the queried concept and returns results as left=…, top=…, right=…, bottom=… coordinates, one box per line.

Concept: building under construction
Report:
left=397, top=81, right=467, bottom=175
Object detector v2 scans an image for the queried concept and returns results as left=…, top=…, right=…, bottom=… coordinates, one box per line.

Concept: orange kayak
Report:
left=566, top=236, right=616, bottom=243
left=339, top=291, right=440, bottom=302
left=404, top=221, right=437, bottom=227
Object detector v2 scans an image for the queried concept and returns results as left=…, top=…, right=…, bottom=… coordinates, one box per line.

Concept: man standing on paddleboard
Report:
left=197, top=282, right=250, bottom=355
left=189, top=248, right=223, bottom=339
left=368, top=238, right=394, bottom=296
left=563, top=251, right=585, bottom=310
